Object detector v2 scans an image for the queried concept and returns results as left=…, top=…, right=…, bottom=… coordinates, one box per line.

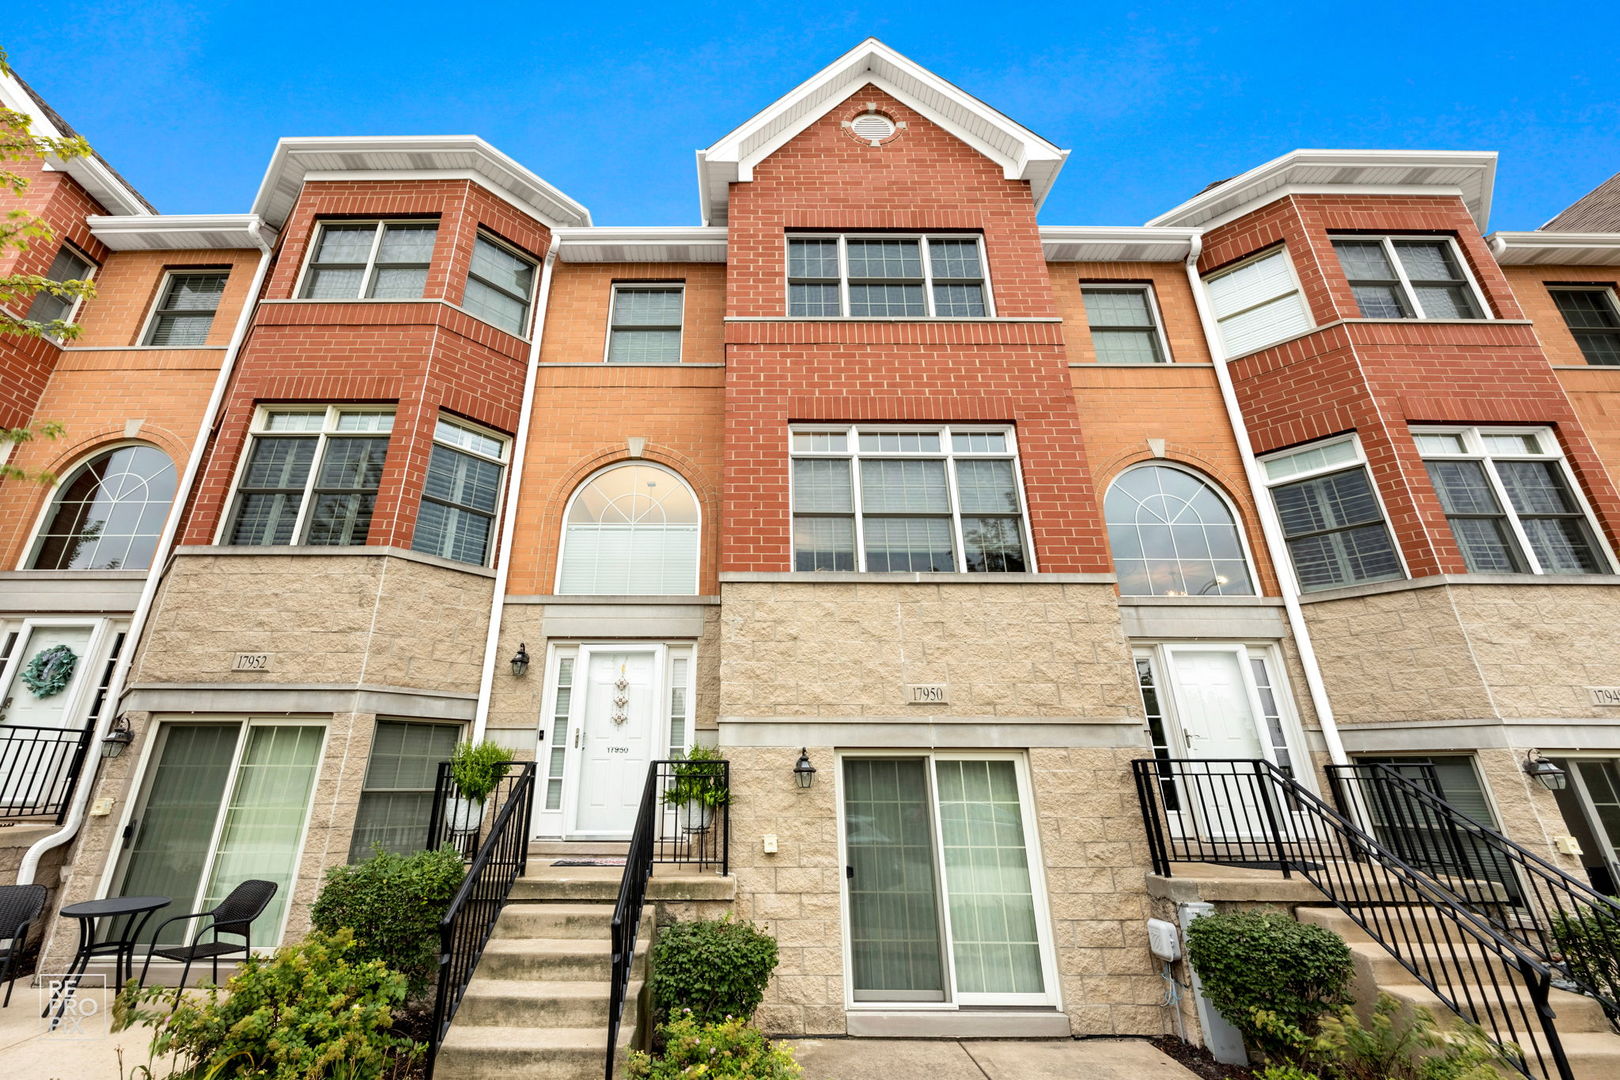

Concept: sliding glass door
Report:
left=842, top=754, right=1055, bottom=1006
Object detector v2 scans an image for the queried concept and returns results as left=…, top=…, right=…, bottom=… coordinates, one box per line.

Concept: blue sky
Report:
left=7, top=2, right=1618, bottom=230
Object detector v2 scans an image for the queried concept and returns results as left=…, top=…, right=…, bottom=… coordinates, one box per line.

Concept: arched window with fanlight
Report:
left=556, top=463, right=699, bottom=595
left=27, top=444, right=177, bottom=570
left=1105, top=463, right=1256, bottom=597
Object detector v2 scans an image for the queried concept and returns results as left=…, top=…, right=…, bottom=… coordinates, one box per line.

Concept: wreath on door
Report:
left=20, top=644, right=77, bottom=698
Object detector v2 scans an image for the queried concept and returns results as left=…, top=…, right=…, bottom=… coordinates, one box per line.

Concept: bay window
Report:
left=224, top=406, right=392, bottom=547
left=1331, top=235, right=1485, bottom=319
left=1261, top=437, right=1404, bottom=591
left=299, top=221, right=437, bottom=300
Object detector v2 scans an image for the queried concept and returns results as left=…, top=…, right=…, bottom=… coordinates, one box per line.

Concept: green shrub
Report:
left=1184, top=909, right=1353, bottom=1059
left=450, top=740, right=509, bottom=802
left=1551, top=899, right=1620, bottom=1016
left=662, top=744, right=730, bottom=810
left=1250, top=992, right=1512, bottom=1080
left=649, top=916, right=779, bottom=1025
left=113, top=928, right=418, bottom=1080
left=626, top=1015, right=801, bottom=1080
left=311, top=845, right=464, bottom=997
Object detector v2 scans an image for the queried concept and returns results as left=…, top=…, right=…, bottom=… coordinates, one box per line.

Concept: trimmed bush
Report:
left=1551, top=900, right=1620, bottom=1017
left=1184, top=909, right=1354, bottom=1060
left=627, top=1015, right=802, bottom=1080
left=113, top=928, right=419, bottom=1080
left=648, top=916, right=779, bottom=1025
left=311, top=845, right=464, bottom=997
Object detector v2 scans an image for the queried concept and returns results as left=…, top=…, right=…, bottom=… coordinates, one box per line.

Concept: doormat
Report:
left=552, top=858, right=628, bottom=867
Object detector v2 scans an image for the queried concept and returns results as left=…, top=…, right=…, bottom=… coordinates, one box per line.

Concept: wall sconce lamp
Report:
left=1523, top=750, right=1568, bottom=791
left=510, top=643, right=531, bottom=677
left=100, top=714, right=134, bottom=759
left=794, top=748, right=817, bottom=790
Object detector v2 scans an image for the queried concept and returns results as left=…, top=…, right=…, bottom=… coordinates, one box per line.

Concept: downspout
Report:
left=469, top=243, right=559, bottom=744
left=1182, top=234, right=1350, bottom=767
left=20, top=218, right=278, bottom=885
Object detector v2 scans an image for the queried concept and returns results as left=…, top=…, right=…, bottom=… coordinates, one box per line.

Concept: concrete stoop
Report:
left=433, top=857, right=735, bottom=1080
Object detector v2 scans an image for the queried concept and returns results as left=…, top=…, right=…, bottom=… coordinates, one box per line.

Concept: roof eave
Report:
left=88, top=213, right=276, bottom=251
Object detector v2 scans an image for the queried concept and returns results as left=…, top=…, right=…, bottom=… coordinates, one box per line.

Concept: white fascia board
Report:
left=1038, top=225, right=1200, bottom=262
left=88, top=213, right=276, bottom=251
left=1487, top=230, right=1620, bottom=266
left=1147, top=149, right=1498, bottom=231
left=250, top=136, right=592, bottom=231
left=0, top=68, right=151, bottom=216
left=552, top=226, right=728, bottom=263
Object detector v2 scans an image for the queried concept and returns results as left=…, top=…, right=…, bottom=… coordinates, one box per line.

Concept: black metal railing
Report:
left=424, top=761, right=535, bottom=1079
left=607, top=758, right=730, bottom=1079
left=0, top=723, right=97, bottom=822
left=1133, top=758, right=1581, bottom=1080
left=1327, top=761, right=1620, bottom=1023
left=425, top=760, right=533, bottom=860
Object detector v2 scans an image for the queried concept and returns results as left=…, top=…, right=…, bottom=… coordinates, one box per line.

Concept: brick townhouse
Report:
left=4, top=37, right=1620, bottom=1064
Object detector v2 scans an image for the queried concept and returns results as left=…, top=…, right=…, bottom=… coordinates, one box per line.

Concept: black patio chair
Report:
left=138, top=879, right=277, bottom=1000
left=0, top=884, right=46, bottom=1007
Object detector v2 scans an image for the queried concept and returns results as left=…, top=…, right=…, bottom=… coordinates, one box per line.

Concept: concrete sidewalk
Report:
left=788, top=1037, right=1204, bottom=1080
left=0, top=984, right=174, bottom=1080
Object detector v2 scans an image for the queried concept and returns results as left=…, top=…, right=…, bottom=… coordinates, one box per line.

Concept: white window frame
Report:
left=834, top=749, right=1061, bottom=1010
left=552, top=461, right=702, bottom=596
left=19, top=440, right=176, bottom=571
left=1547, top=285, right=1620, bottom=366
left=788, top=424, right=1038, bottom=574
left=603, top=282, right=686, bottom=364
left=294, top=219, right=438, bottom=301
left=100, top=715, right=329, bottom=950
left=1080, top=281, right=1174, bottom=364
left=1258, top=434, right=1411, bottom=587
left=138, top=268, right=231, bottom=347
left=28, top=242, right=98, bottom=334
left=349, top=717, right=464, bottom=861
left=414, top=415, right=510, bottom=567
left=465, top=230, right=538, bottom=337
left=1331, top=234, right=1491, bottom=320
left=217, top=405, right=395, bottom=547
left=1201, top=245, right=1314, bottom=357
left=1412, top=425, right=1614, bottom=575
left=1106, top=461, right=1260, bottom=596
left=531, top=641, right=697, bottom=840
left=784, top=233, right=997, bottom=319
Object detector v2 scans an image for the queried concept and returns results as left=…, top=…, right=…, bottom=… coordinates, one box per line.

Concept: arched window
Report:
left=1105, top=464, right=1255, bottom=597
left=557, top=463, right=699, bottom=595
left=28, top=444, right=177, bottom=570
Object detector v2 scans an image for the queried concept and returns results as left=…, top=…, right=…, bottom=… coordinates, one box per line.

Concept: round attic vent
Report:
left=850, top=112, right=897, bottom=142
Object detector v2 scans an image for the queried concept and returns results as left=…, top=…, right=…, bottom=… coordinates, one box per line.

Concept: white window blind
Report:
left=557, top=464, right=700, bottom=595
left=1204, top=250, right=1312, bottom=357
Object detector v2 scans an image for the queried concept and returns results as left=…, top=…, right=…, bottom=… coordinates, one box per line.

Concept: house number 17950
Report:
left=605, top=746, right=630, bottom=754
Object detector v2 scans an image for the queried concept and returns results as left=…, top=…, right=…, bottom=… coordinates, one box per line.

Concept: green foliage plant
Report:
left=1550, top=899, right=1620, bottom=1017
left=626, top=1014, right=802, bottom=1080
left=449, top=739, right=509, bottom=803
left=310, top=845, right=465, bottom=998
left=112, top=928, right=420, bottom=1080
left=648, top=916, right=780, bottom=1025
left=1183, top=909, right=1354, bottom=1060
left=661, top=743, right=730, bottom=810
left=1249, top=992, right=1512, bottom=1080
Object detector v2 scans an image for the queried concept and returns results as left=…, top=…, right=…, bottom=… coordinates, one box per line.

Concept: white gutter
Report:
left=1182, top=234, right=1350, bottom=767
left=19, top=220, right=278, bottom=885
left=469, top=244, right=559, bottom=743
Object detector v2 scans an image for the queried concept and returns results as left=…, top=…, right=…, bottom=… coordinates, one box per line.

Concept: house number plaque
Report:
left=231, top=652, right=272, bottom=672
left=1589, top=687, right=1620, bottom=706
left=907, top=683, right=949, bottom=704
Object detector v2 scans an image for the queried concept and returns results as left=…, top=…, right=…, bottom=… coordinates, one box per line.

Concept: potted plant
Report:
left=662, top=744, right=730, bottom=833
left=446, top=740, right=509, bottom=835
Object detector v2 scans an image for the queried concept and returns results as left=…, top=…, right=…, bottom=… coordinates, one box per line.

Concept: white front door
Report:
left=566, top=647, right=664, bottom=837
left=0, top=621, right=109, bottom=810
left=1161, top=645, right=1274, bottom=842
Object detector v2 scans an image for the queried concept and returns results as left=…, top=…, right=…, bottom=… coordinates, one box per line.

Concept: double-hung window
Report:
left=1414, top=427, right=1608, bottom=575
left=1331, top=235, right=1486, bottom=319
left=463, top=234, right=536, bottom=335
left=349, top=720, right=461, bottom=860
left=225, top=406, right=393, bottom=547
left=1261, top=437, right=1404, bottom=591
left=787, top=234, right=991, bottom=318
left=413, top=417, right=508, bottom=566
left=1202, top=247, right=1312, bottom=356
left=299, top=221, right=438, bottom=299
left=142, top=270, right=229, bottom=346
left=1081, top=283, right=1171, bottom=363
left=790, top=426, right=1032, bottom=573
left=606, top=284, right=684, bottom=363
left=27, top=245, right=96, bottom=330
left=1549, top=287, right=1620, bottom=366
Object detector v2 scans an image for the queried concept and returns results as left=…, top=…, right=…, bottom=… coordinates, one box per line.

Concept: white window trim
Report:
left=137, top=268, right=230, bottom=348
left=1201, top=245, right=1316, bottom=357
left=834, top=749, right=1062, bottom=1011
left=1080, top=281, right=1175, bottom=364
left=788, top=424, right=1038, bottom=574
left=1331, top=234, right=1492, bottom=320
left=293, top=219, right=437, bottom=301
left=602, top=282, right=686, bottom=364
left=1106, top=460, right=1261, bottom=596
left=1257, top=434, right=1412, bottom=584
left=1412, top=425, right=1615, bottom=575
left=215, top=405, right=396, bottom=547
left=1547, top=284, right=1620, bottom=365
left=467, top=230, right=539, bottom=337
left=783, top=233, right=997, bottom=319
left=33, top=242, right=98, bottom=335
left=17, top=439, right=174, bottom=571
left=99, top=715, right=329, bottom=951
left=552, top=461, right=702, bottom=596
left=418, top=414, right=510, bottom=568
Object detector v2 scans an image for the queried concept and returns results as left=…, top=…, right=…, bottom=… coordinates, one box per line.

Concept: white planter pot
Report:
left=680, top=800, right=714, bottom=833
left=446, top=796, right=486, bottom=835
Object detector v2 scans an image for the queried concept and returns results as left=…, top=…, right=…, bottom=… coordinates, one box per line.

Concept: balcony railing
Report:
left=0, top=723, right=97, bottom=823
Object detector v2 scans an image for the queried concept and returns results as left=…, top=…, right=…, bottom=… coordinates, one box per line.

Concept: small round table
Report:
left=45, top=895, right=170, bottom=1023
